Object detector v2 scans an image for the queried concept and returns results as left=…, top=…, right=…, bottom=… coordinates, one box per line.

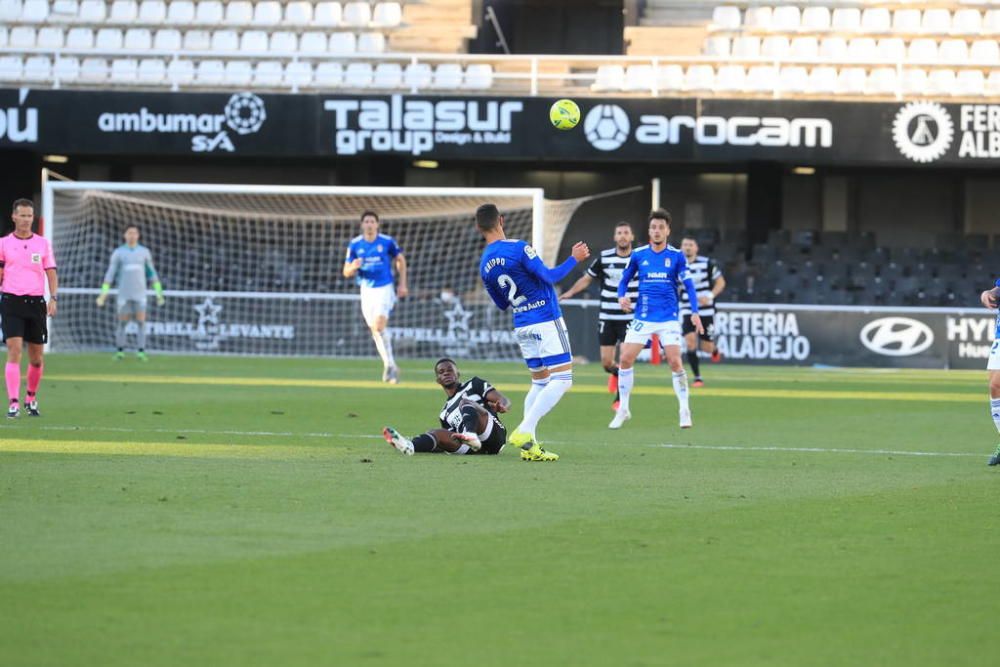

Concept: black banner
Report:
left=2, top=88, right=998, bottom=166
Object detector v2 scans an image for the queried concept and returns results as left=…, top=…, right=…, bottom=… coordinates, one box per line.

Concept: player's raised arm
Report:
left=617, top=255, right=638, bottom=312
left=522, top=242, right=590, bottom=285
left=96, top=250, right=120, bottom=307
left=485, top=386, right=512, bottom=413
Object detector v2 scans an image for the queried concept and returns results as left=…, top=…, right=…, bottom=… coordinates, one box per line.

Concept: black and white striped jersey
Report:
left=586, top=248, right=638, bottom=322
left=439, top=376, right=495, bottom=430
left=679, top=255, right=723, bottom=317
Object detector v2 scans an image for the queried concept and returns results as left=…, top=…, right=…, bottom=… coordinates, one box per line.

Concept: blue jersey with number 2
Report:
left=480, top=239, right=577, bottom=328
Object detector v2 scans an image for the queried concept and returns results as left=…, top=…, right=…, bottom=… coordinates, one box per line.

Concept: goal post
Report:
left=43, top=181, right=582, bottom=360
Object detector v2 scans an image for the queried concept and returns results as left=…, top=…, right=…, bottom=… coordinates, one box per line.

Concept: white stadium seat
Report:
left=927, top=69, right=956, bottom=95
left=808, top=66, right=838, bottom=94
left=211, top=29, right=239, bottom=52
left=50, top=0, right=79, bottom=21
left=819, top=37, right=847, bottom=61
left=877, top=38, right=906, bottom=63
left=314, top=61, right=344, bottom=87
left=0, top=0, right=21, bottom=22
left=314, top=2, right=341, bottom=27
left=252, top=1, right=281, bottom=26
left=986, top=10, right=1000, bottom=35
left=0, top=27, right=6, bottom=48
left=344, top=62, right=373, bottom=88
left=710, top=6, right=741, bottom=31
left=53, top=56, right=79, bottom=81
left=253, top=60, right=282, bottom=86
left=952, top=9, right=983, bottom=35
left=847, top=38, right=877, bottom=63
left=685, top=64, right=715, bottom=91
left=167, top=58, right=194, bottom=85
left=970, top=40, right=1000, bottom=64
left=224, top=60, right=252, bottom=85
left=831, top=8, right=861, bottom=32
left=591, top=64, right=624, bottom=92
left=9, top=26, right=35, bottom=49
left=37, top=27, right=65, bottom=49
left=860, top=8, right=891, bottom=33
left=96, top=28, right=124, bottom=50
left=166, top=0, right=194, bottom=24
left=65, top=27, right=94, bottom=49
left=80, top=57, right=107, bottom=82
left=23, top=55, right=51, bottom=81
left=771, top=6, right=800, bottom=31
left=987, top=71, right=1000, bottom=96
left=183, top=30, right=210, bottom=51
left=357, top=32, right=385, bottom=53
left=790, top=37, right=819, bottom=60
left=463, top=63, right=493, bottom=89
left=195, top=59, right=224, bottom=85
left=342, top=1, right=371, bottom=27
left=269, top=31, right=297, bottom=53
left=111, top=58, right=138, bottom=82
left=224, top=1, right=252, bottom=25
left=328, top=32, right=356, bottom=54
left=892, top=9, right=921, bottom=34
left=138, top=0, right=165, bottom=24
left=901, top=68, right=927, bottom=94
left=656, top=64, right=684, bottom=90
left=867, top=67, right=899, bottom=96
left=372, top=62, right=402, bottom=88
left=109, top=0, right=138, bottom=23
left=372, top=2, right=401, bottom=28
left=21, top=0, right=48, bottom=22
left=283, top=61, right=312, bottom=87
left=299, top=32, right=328, bottom=54
left=761, top=36, right=790, bottom=59
left=778, top=66, right=808, bottom=94
left=745, top=65, right=777, bottom=93
left=715, top=65, right=746, bottom=92
left=623, top=64, right=654, bottom=92
left=138, top=58, right=165, bottom=83
left=907, top=38, right=938, bottom=62
left=731, top=36, right=760, bottom=58
left=284, top=1, right=312, bottom=25
left=743, top=6, right=771, bottom=30
left=124, top=28, right=152, bottom=50
left=78, top=0, right=105, bottom=20
left=240, top=30, right=268, bottom=52
left=153, top=29, right=181, bottom=50
left=955, top=69, right=985, bottom=96
left=0, top=56, right=23, bottom=81
left=432, top=63, right=463, bottom=89
left=837, top=67, right=866, bottom=94
left=195, top=1, right=223, bottom=25
left=703, top=37, right=729, bottom=57
left=921, top=9, right=951, bottom=34
left=939, top=39, right=969, bottom=64
left=801, top=7, right=830, bottom=32
left=404, top=62, right=431, bottom=89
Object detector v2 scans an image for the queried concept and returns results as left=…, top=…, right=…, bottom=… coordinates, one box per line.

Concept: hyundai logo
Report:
left=859, top=317, right=934, bottom=357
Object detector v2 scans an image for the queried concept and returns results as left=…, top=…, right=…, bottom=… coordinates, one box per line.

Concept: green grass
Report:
left=1, top=355, right=998, bottom=666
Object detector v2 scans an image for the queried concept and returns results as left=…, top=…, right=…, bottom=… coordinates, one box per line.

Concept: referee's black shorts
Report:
left=1, top=293, right=48, bottom=344
left=598, top=319, right=630, bottom=347
left=682, top=314, right=715, bottom=342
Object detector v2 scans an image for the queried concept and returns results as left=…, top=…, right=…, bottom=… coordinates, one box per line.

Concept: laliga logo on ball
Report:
left=584, top=104, right=630, bottom=151
left=549, top=99, right=581, bottom=130
left=224, top=92, right=267, bottom=136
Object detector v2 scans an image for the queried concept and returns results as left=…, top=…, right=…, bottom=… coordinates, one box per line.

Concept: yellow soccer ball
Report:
left=549, top=99, right=581, bottom=130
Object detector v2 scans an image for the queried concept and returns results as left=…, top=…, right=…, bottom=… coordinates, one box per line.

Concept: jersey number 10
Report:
left=497, top=274, right=527, bottom=307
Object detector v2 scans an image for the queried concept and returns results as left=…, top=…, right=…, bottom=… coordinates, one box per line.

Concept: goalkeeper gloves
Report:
left=96, top=283, right=110, bottom=307
left=153, top=281, right=165, bottom=306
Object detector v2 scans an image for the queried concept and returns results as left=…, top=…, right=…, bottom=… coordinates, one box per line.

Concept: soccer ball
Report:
left=549, top=99, right=581, bottom=130
left=583, top=104, right=630, bottom=151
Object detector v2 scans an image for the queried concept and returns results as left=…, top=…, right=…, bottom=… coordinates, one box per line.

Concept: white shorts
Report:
left=514, top=317, right=572, bottom=370
left=988, top=340, right=1000, bottom=370
left=624, top=319, right=682, bottom=348
left=360, top=284, right=396, bottom=327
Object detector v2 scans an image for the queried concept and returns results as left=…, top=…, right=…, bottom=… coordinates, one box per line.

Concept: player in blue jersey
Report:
left=980, top=281, right=1000, bottom=465
left=477, top=203, right=590, bottom=462
left=343, top=211, right=408, bottom=383
left=610, top=208, right=703, bottom=430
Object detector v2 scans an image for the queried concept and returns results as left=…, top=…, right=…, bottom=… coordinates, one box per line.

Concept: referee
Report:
left=559, top=221, right=637, bottom=409
left=679, top=236, right=725, bottom=387
left=0, top=199, right=58, bottom=418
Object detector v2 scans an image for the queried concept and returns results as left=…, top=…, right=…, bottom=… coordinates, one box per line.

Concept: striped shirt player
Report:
left=96, top=226, right=164, bottom=360
left=0, top=198, right=58, bottom=419
left=679, top=238, right=726, bottom=386
left=476, top=202, right=590, bottom=461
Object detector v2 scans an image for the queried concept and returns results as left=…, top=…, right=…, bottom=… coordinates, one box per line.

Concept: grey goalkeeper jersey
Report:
left=103, top=244, right=159, bottom=300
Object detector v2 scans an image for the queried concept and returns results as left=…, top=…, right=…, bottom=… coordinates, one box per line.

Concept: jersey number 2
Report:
left=497, top=274, right=527, bottom=307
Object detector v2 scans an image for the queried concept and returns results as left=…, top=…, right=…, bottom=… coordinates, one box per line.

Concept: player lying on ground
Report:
left=383, top=358, right=512, bottom=456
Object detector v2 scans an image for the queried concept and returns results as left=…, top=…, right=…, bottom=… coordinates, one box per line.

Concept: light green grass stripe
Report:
left=47, top=373, right=983, bottom=403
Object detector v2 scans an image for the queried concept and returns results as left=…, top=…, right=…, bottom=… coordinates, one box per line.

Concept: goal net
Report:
left=44, top=182, right=586, bottom=360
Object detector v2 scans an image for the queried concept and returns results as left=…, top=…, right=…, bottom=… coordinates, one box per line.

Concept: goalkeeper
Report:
left=95, top=225, right=164, bottom=361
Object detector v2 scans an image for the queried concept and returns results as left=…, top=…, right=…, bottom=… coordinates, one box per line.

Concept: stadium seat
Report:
left=0, top=26, right=6, bottom=48
left=20, top=0, right=48, bottom=22
left=591, top=64, right=624, bottom=92
left=195, top=1, right=223, bottom=25
left=344, top=62, right=373, bottom=88
left=252, top=1, right=281, bottom=26
left=970, top=39, right=1000, bottom=64
left=404, top=62, right=431, bottom=89
left=867, top=67, right=898, bottom=95
left=623, top=64, right=654, bottom=92
left=801, top=6, right=830, bottom=31
left=891, top=9, right=921, bottom=34
left=111, top=58, right=139, bottom=82
left=124, top=28, right=152, bottom=50
left=761, top=36, right=790, bottom=59
left=49, top=0, right=78, bottom=20
left=372, top=62, right=402, bottom=88
left=224, top=60, right=252, bottom=85
left=465, top=63, right=494, bottom=89
left=253, top=60, right=282, bottom=86
left=743, top=6, right=771, bottom=30
left=240, top=30, right=267, bottom=53
left=808, top=66, right=838, bottom=94
left=703, top=36, right=729, bottom=57
left=715, top=65, right=746, bottom=92
left=183, top=30, right=210, bottom=50
left=23, top=55, right=51, bottom=81
left=37, top=27, right=65, bottom=49
left=373, top=2, right=401, bottom=28
left=988, top=70, right=1000, bottom=96
left=314, top=61, right=344, bottom=87
left=831, top=8, right=861, bottom=32
left=860, top=8, right=890, bottom=33
left=907, top=38, right=938, bottom=62
left=847, top=38, right=877, bottom=62
left=790, top=37, right=819, bottom=60
left=0, top=56, right=23, bottom=81
left=211, top=29, right=239, bottom=52
left=986, top=10, right=1000, bottom=35
left=732, top=36, right=760, bottom=58
left=837, top=67, right=866, bottom=94
left=285, top=1, right=312, bottom=25
left=166, top=57, right=194, bottom=84
left=927, top=68, right=956, bottom=95
left=138, top=0, right=165, bottom=24
left=955, top=69, right=985, bottom=96
left=357, top=32, right=385, bottom=53
left=80, top=57, right=107, bottom=82
left=9, top=27, right=35, bottom=49
left=65, top=27, right=93, bottom=49
left=283, top=60, right=312, bottom=87
left=328, top=32, right=356, bottom=54
left=195, top=59, right=224, bottom=85
left=745, top=65, right=777, bottom=93
left=299, top=32, right=328, bottom=54
left=342, top=2, right=370, bottom=27
left=137, top=58, right=165, bottom=83
left=771, top=6, right=800, bottom=31
left=778, top=66, right=808, bottom=94
left=952, top=9, right=983, bottom=35
left=877, top=38, right=906, bottom=62
left=109, top=0, right=137, bottom=23
left=224, top=1, right=252, bottom=25
left=819, top=37, right=847, bottom=61
left=314, top=2, right=341, bottom=27
left=901, top=68, right=927, bottom=94
left=922, top=9, right=951, bottom=34
left=0, top=0, right=21, bottom=22
left=939, top=39, right=969, bottom=64
left=269, top=31, right=297, bottom=53
left=153, top=28, right=180, bottom=50
left=52, top=56, right=79, bottom=81
left=685, top=64, right=715, bottom=91
left=95, top=28, right=124, bottom=50
left=656, top=64, right=684, bottom=90
left=710, top=6, right=741, bottom=31
left=432, top=63, right=463, bottom=89
left=165, top=0, right=194, bottom=24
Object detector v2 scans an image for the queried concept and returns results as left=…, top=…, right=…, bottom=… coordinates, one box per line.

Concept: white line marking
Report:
left=651, top=443, right=983, bottom=458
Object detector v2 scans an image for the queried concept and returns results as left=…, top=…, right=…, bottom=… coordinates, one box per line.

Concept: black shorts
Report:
left=682, top=314, right=715, bottom=342
left=1, top=293, right=48, bottom=344
left=471, top=414, right=507, bottom=456
left=598, top=319, right=630, bottom=346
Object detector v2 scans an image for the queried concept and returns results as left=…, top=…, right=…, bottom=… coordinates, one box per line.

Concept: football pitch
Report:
left=1, top=355, right=998, bottom=666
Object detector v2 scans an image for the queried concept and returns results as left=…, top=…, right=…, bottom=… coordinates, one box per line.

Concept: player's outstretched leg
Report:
left=382, top=427, right=415, bottom=456
left=512, top=368, right=569, bottom=462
